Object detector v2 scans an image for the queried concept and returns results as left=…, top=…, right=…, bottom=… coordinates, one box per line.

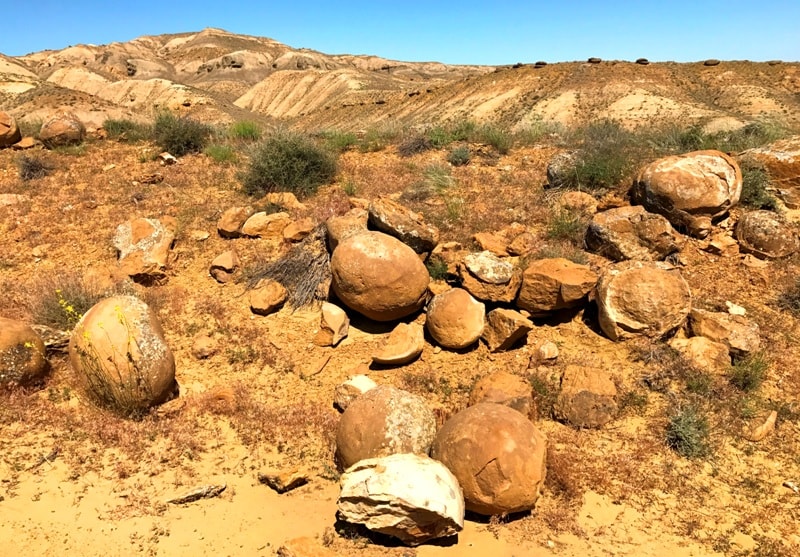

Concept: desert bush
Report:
left=546, top=209, right=587, bottom=243
left=446, top=145, right=471, bottom=166
left=665, top=404, right=711, bottom=458
left=17, top=154, right=53, bottom=181
left=777, top=279, right=800, bottom=316
left=729, top=353, right=768, bottom=392
left=26, top=272, right=108, bottom=329
left=240, top=131, right=337, bottom=198
left=515, top=118, right=563, bottom=145
left=17, top=118, right=41, bottom=139
left=739, top=158, right=779, bottom=211
left=397, top=134, right=433, bottom=157
left=561, top=120, right=641, bottom=191
left=425, top=256, right=449, bottom=280
left=427, top=126, right=453, bottom=148
left=228, top=120, right=262, bottom=141
left=152, top=111, right=212, bottom=156
left=319, top=129, right=358, bottom=153
left=475, top=123, right=513, bottom=154
left=103, top=119, right=152, bottom=142
left=449, top=119, right=477, bottom=142
left=710, top=120, right=788, bottom=152
left=204, top=144, right=237, bottom=163
left=532, top=243, right=589, bottom=265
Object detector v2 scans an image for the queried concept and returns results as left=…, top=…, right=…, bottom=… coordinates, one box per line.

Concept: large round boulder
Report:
left=0, top=112, right=22, bottom=148
left=336, top=385, right=436, bottom=469
left=426, top=288, right=485, bottom=349
left=632, top=150, right=742, bottom=237
left=39, top=111, right=86, bottom=148
left=596, top=262, right=692, bottom=341
left=330, top=231, right=429, bottom=321
left=69, top=296, right=176, bottom=416
left=431, top=403, right=547, bottom=516
left=0, top=317, right=47, bottom=386
left=735, top=210, right=799, bottom=259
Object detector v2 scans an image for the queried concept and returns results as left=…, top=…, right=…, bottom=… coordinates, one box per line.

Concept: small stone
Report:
left=191, top=334, right=218, bottom=359
left=158, top=152, right=177, bottom=165
left=283, top=218, right=316, bottom=242
left=249, top=279, right=288, bottom=315
left=481, top=308, right=533, bottom=352
left=210, top=250, right=239, bottom=283
left=189, top=230, right=210, bottom=241
left=217, top=206, right=253, bottom=239
left=334, top=375, right=378, bottom=412
left=241, top=211, right=291, bottom=239
left=536, top=341, right=559, bottom=361
left=314, top=302, right=349, bottom=347
left=743, top=410, right=777, bottom=442
left=258, top=467, right=310, bottom=493
left=372, top=322, right=425, bottom=366
left=704, top=232, right=739, bottom=256
left=726, top=301, right=747, bottom=316
left=261, top=191, right=306, bottom=211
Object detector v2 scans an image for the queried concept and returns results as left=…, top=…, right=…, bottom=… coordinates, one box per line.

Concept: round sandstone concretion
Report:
left=336, top=385, right=437, bottom=470
left=0, top=317, right=47, bottom=386
left=735, top=210, right=799, bottom=259
left=426, top=288, right=485, bottom=349
left=69, top=295, right=176, bottom=415
left=431, top=403, right=547, bottom=516
left=39, top=111, right=86, bottom=148
left=330, top=231, right=429, bottom=321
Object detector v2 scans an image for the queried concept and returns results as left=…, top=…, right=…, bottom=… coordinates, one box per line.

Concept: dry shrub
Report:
left=25, top=271, right=110, bottom=329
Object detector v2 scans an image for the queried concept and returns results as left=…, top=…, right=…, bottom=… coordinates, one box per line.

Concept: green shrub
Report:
left=27, top=272, right=107, bottom=330
left=319, top=129, right=358, bottom=153
left=729, top=353, right=768, bottom=392
left=17, top=154, right=53, bottom=181
left=103, top=119, right=152, bottom=142
left=18, top=118, right=42, bottom=139
left=739, top=159, right=779, bottom=211
left=228, top=120, right=262, bottom=141
left=447, top=145, right=471, bottom=166
left=427, top=126, right=453, bottom=148
left=475, top=123, right=513, bottom=155
left=423, top=163, right=454, bottom=192
left=152, top=111, right=212, bottom=157
left=562, top=120, right=640, bottom=191
left=425, top=257, right=449, bottom=280
left=358, top=124, right=403, bottom=152
left=449, top=119, right=477, bottom=142
left=204, top=144, right=237, bottom=163
left=546, top=209, right=586, bottom=243
left=666, top=404, right=711, bottom=458
left=241, top=131, right=337, bottom=198
left=397, top=134, right=433, bottom=157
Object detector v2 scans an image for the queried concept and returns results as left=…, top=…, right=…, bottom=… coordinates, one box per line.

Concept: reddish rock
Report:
left=217, top=206, right=253, bottom=238
left=553, top=365, right=618, bottom=428
left=517, top=258, right=597, bottom=315
left=249, top=279, right=287, bottom=315
left=0, top=111, right=21, bottom=148
left=0, top=318, right=48, bottom=386
left=468, top=370, right=533, bottom=417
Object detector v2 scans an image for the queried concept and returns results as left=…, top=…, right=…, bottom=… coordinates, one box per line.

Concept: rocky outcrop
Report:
left=632, top=150, right=742, bottom=238
left=735, top=210, right=798, bottom=259
left=585, top=205, right=684, bottom=261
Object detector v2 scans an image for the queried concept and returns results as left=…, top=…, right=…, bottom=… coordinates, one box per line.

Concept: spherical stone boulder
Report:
left=0, top=317, right=47, bottom=386
left=39, top=111, right=86, bottom=148
left=431, top=403, right=547, bottom=516
left=632, top=150, right=742, bottom=238
left=69, top=295, right=176, bottom=416
left=735, top=210, right=799, bottom=259
left=330, top=231, right=429, bottom=321
left=426, top=288, right=485, bottom=349
left=0, top=111, right=22, bottom=148
left=336, top=385, right=436, bottom=469
left=596, top=262, right=692, bottom=341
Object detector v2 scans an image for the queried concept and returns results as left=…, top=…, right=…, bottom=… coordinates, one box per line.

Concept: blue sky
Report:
left=1, top=1, right=798, bottom=64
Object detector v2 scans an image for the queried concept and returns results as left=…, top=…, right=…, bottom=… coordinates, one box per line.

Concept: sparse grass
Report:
left=777, top=278, right=800, bottom=316
left=648, top=119, right=789, bottom=154
left=666, top=404, right=711, bottom=458
left=319, top=129, right=358, bottom=153
left=546, top=209, right=587, bottom=243
left=152, top=111, right=212, bottom=157
left=618, top=390, right=648, bottom=414
left=532, top=243, right=589, bottom=265
left=17, top=118, right=41, bottom=138
left=103, top=119, right=152, bottom=142
left=427, top=126, right=453, bottom=148
left=26, top=272, right=109, bottom=329
left=529, top=370, right=560, bottom=420
left=425, top=256, right=449, bottom=280
left=515, top=118, right=563, bottom=145
left=358, top=123, right=403, bottom=152
left=203, top=143, right=237, bottom=163
left=475, top=123, right=513, bottom=155
left=729, top=353, right=768, bottom=392
left=446, top=145, right=471, bottom=166
left=739, top=158, right=779, bottom=211
left=561, top=120, right=640, bottom=192
left=400, top=369, right=454, bottom=398
left=423, top=163, right=454, bottom=192
left=240, top=131, right=337, bottom=198
left=17, top=153, right=53, bottom=181
left=228, top=120, right=262, bottom=141
left=397, top=134, right=433, bottom=157
left=54, top=144, right=87, bottom=156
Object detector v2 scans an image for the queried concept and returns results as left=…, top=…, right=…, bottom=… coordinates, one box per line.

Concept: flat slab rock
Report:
left=338, top=453, right=464, bottom=545
left=372, top=322, right=425, bottom=366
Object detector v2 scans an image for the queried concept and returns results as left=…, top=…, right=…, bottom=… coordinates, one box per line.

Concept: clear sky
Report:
left=1, top=1, right=798, bottom=64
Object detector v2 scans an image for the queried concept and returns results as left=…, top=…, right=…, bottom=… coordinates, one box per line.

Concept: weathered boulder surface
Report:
left=426, top=288, right=485, bottom=350
left=333, top=374, right=377, bottom=412
left=669, top=336, right=731, bottom=374
left=742, top=136, right=800, bottom=208
left=632, top=150, right=742, bottom=238
left=0, top=111, right=21, bottom=147
left=553, top=365, right=618, bottom=428
left=69, top=296, right=176, bottom=415
left=209, top=249, right=239, bottom=283
left=39, top=111, right=86, bottom=148
left=596, top=262, right=692, bottom=340
left=431, top=403, right=547, bottom=516
left=326, top=208, right=368, bottom=252
left=517, top=258, right=597, bottom=315
left=689, top=309, right=761, bottom=358
left=585, top=205, right=684, bottom=261
left=336, top=385, right=436, bottom=469
left=459, top=251, right=522, bottom=303
left=468, top=370, right=533, bottom=417
left=481, top=308, right=533, bottom=352
left=113, top=216, right=176, bottom=283
left=368, top=197, right=440, bottom=254
left=735, top=210, right=799, bottom=259
left=331, top=232, right=429, bottom=321
left=0, top=318, right=47, bottom=386
left=546, top=151, right=578, bottom=188
left=372, top=322, right=425, bottom=366
left=338, top=453, right=464, bottom=545
left=241, top=211, right=291, bottom=239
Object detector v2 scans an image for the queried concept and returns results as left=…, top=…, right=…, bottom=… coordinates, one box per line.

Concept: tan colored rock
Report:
left=459, top=251, right=522, bottom=303
left=260, top=191, right=306, bottom=211
left=314, top=302, right=349, bottom=347
left=468, top=370, right=533, bottom=417
left=536, top=341, right=559, bottom=361
left=704, top=232, right=740, bottom=256
left=258, top=467, right=309, bottom=493
left=249, top=279, right=287, bottom=315
left=368, top=197, right=440, bottom=254
left=157, top=152, right=177, bottom=165
left=481, top=308, right=533, bottom=352
left=217, top=206, right=253, bottom=238
left=0, top=193, right=30, bottom=207
left=331, top=231, right=429, bottom=321
left=10, top=137, right=40, bottom=150
left=241, top=211, right=291, bottom=239
left=689, top=309, right=761, bottom=357
left=546, top=151, right=578, bottom=188
left=669, top=336, right=731, bottom=374
left=283, top=218, right=316, bottom=242
left=585, top=205, right=684, bottom=261
left=559, top=191, right=598, bottom=215
left=336, top=385, right=436, bottom=469
left=338, top=454, right=464, bottom=545
left=426, top=288, right=485, bottom=350
left=517, top=258, right=597, bottom=315
left=743, top=410, right=777, bottom=442
left=742, top=136, right=800, bottom=208
left=69, top=296, right=176, bottom=416
left=0, top=318, right=48, bottom=386
left=39, top=111, right=85, bottom=148
left=430, top=403, right=547, bottom=516
left=0, top=111, right=21, bottom=147
left=430, top=241, right=464, bottom=277
left=210, top=250, right=239, bottom=283
left=277, top=538, right=337, bottom=557
left=473, top=232, right=509, bottom=256
left=596, top=262, right=692, bottom=341
left=333, top=374, right=378, bottom=412
left=507, top=232, right=536, bottom=256
left=113, top=216, right=176, bottom=284
left=553, top=365, right=618, bottom=428
left=372, top=322, right=425, bottom=366
left=735, top=210, right=799, bottom=259
left=191, top=333, right=218, bottom=359
left=633, top=150, right=742, bottom=237
left=326, top=208, right=368, bottom=252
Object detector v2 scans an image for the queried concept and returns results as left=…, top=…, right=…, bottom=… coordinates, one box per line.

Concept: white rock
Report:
left=333, top=375, right=378, bottom=412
